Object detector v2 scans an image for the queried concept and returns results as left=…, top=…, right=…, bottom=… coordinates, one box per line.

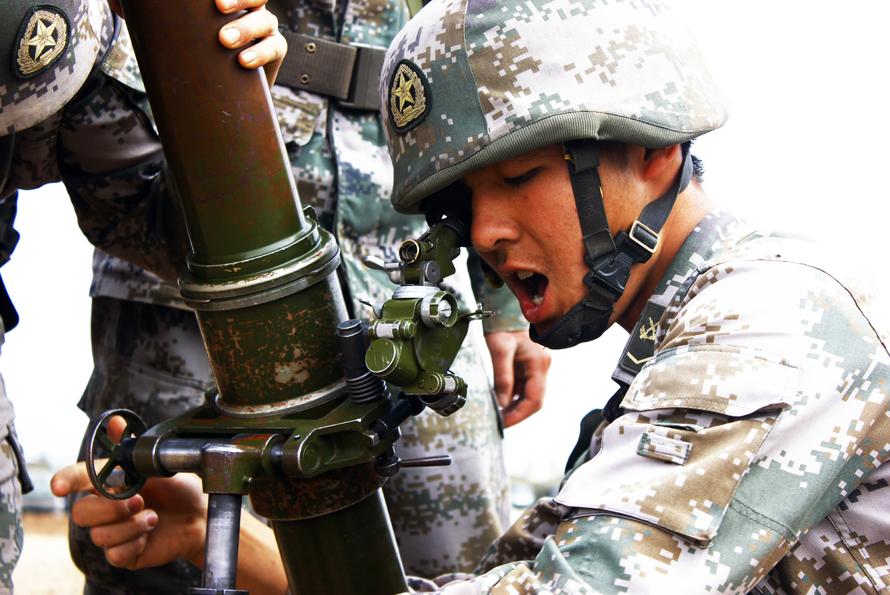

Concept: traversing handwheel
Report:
left=85, top=409, right=147, bottom=500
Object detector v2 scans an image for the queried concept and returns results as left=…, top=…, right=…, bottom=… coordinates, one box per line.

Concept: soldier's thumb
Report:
left=50, top=462, right=94, bottom=497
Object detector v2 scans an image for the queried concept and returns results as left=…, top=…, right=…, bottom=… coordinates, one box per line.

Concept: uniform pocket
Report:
left=555, top=345, right=795, bottom=544
left=270, top=86, right=326, bottom=148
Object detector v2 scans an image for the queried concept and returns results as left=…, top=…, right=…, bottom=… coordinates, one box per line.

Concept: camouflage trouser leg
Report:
left=70, top=297, right=214, bottom=595
left=383, top=329, right=510, bottom=577
left=0, top=434, right=23, bottom=595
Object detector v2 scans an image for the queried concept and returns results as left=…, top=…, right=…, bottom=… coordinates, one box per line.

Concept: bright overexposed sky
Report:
left=5, top=1, right=890, bottom=497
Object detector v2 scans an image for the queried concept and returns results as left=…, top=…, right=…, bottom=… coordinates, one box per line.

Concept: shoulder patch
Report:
left=388, top=60, right=431, bottom=133
left=13, top=5, right=71, bottom=80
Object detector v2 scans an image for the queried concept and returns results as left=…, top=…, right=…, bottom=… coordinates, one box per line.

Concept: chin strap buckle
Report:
left=628, top=219, right=659, bottom=256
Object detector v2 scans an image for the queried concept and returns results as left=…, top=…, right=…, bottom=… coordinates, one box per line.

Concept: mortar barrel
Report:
left=119, top=0, right=347, bottom=413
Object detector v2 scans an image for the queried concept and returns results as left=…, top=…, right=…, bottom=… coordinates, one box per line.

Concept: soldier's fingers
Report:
left=240, top=33, right=287, bottom=76
left=50, top=462, right=96, bottom=497
left=502, top=365, right=546, bottom=427
left=104, top=534, right=149, bottom=569
left=215, top=0, right=268, bottom=15
left=71, top=493, right=145, bottom=528
left=90, top=509, right=158, bottom=549
left=219, top=7, right=279, bottom=51
left=502, top=390, right=544, bottom=428
left=107, top=415, right=128, bottom=443
left=485, top=335, right=517, bottom=408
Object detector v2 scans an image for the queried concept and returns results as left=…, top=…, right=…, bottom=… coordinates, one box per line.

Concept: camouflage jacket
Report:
left=419, top=212, right=890, bottom=593
left=7, top=23, right=188, bottom=287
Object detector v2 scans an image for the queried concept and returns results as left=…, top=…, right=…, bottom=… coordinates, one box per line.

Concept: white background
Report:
left=5, top=1, right=890, bottom=498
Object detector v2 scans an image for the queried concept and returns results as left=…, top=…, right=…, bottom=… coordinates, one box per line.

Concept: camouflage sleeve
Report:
left=58, top=73, right=187, bottom=282
left=419, top=254, right=890, bottom=593
left=466, top=249, right=528, bottom=334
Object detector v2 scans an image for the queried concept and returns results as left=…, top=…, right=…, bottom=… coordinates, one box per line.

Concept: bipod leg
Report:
left=192, top=493, right=247, bottom=595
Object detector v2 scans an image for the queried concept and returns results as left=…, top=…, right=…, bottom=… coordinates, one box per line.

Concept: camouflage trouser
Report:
left=0, top=429, right=23, bottom=595
left=72, top=297, right=508, bottom=592
left=384, top=328, right=510, bottom=576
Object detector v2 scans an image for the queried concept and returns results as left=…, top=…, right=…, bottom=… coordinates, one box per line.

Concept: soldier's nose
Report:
left=470, top=195, right=520, bottom=254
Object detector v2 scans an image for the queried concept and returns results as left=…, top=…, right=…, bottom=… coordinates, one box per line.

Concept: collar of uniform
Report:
left=612, top=210, right=746, bottom=386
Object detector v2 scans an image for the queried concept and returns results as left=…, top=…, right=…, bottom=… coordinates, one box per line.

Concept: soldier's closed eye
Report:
left=503, top=168, right=541, bottom=186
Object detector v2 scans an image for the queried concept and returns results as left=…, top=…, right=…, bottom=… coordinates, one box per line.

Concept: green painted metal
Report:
left=95, top=5, right=482, bottom=594
left=364, top=223, right=481, bottom=408
left=268, top=491, right=407, bottom=595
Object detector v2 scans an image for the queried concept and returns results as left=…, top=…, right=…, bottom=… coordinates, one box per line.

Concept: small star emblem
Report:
left=392, top=72, right=416, bottom=112
left=388, top=61, right=430, bottom=132
left=14, top=7, right=69, bottom=79
left=26, top=18, right=58, bottom=60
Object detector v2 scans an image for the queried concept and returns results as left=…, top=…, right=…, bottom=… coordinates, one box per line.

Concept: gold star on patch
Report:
left=392, top=72, right=416, bottom=112
left=26, top=19, right=58, bottom=60
left=389, top=61, right=430, bottom=132
left=15, top=8, right=69, bottom=79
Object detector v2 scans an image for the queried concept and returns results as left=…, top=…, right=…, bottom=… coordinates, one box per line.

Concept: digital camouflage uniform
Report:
left=0, top=0, right=121, bottom=591
left=71, top=1, right=521, bottom=590
left=378, top=0, right=890, bottom=591
left=420, top=212, right=890, bottom=593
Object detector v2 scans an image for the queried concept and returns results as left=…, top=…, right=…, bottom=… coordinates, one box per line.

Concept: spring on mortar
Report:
left=336, top=319, right=390, bottom=404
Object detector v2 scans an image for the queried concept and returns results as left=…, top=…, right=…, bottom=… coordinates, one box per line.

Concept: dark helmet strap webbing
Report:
left=563, top=140, right=617, bottom=309
left=583, top=142, right=693, bottom=300
left=563, top=140, right=615, bottom=270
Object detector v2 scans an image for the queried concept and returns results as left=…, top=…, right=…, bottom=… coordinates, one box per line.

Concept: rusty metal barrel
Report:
left=120, top=0, right=346, bottom=416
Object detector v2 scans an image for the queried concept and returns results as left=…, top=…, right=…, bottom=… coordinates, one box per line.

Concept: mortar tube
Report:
left=119, top=0, right=347, bottom=413
left=118, top=3, right=406, bottom=593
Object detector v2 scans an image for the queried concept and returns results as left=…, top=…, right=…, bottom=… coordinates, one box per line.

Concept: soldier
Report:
left=54, top=0, right=890, bottom=592
left=0, top=0, right=283, bottom=591
left=70, top=0, right=551, bottom=591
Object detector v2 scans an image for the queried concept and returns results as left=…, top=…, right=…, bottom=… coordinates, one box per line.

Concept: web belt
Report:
left=276, top=31, right=385, bottom=111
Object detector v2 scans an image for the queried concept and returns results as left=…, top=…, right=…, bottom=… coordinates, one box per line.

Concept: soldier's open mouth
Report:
left=513, top=271, right=549, bottom=321
left=518, top=271, right=547, bottom=304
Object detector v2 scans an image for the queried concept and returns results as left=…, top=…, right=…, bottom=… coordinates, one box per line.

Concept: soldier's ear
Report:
left=640, top=144, right=682, bottom=183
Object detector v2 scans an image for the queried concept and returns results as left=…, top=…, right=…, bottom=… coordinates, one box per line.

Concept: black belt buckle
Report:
left=338, top=43, right=385, bottom=111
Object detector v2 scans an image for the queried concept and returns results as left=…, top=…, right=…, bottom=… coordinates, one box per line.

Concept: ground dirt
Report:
left=13, top=513, right=84, bottom=594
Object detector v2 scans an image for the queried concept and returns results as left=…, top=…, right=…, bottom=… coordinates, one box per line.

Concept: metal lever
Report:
left=399, top=455, right=452, bottom=468
left=375, top=449, right=452, bottom=477
left=362, top=255, right=404, bottom=285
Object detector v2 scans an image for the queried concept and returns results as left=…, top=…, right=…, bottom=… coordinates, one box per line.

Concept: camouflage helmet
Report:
left=379, top=0, right=728, bottom=213
left=0, top=0, right=115, bottom=136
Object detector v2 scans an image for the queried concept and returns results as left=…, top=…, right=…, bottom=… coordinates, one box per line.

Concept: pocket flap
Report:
left=271, top=87, right=325, bottom=147
left=623, top=345, right=795, bottom=417
left=555, top=346, right=794, bottom=543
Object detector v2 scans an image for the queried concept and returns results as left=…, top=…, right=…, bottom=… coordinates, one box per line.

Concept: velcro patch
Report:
left=637, top=428, right=692, bottom=465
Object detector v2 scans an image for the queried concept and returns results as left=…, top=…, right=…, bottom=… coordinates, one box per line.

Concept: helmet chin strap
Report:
left=530, top=141, right=693, bottom=349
